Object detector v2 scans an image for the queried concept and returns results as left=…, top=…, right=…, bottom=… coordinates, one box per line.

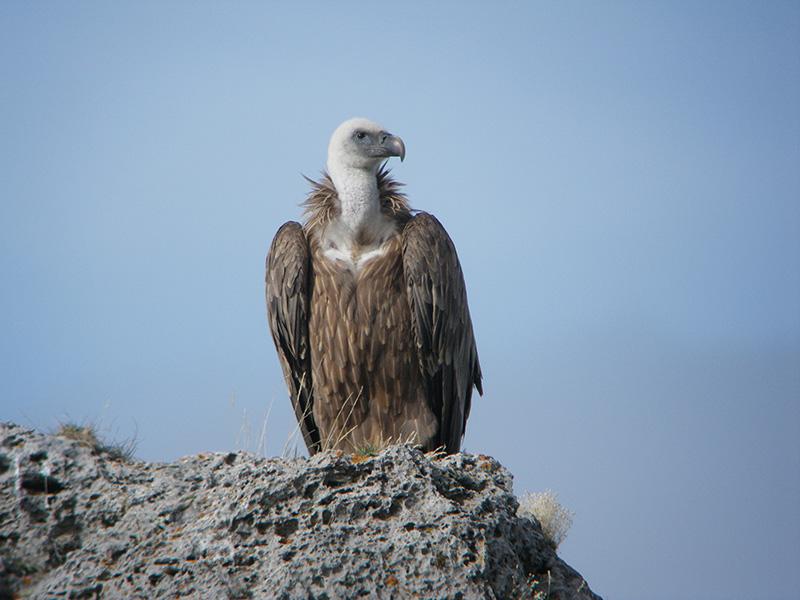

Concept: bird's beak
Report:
left=381, top=134, right=406, bottom=162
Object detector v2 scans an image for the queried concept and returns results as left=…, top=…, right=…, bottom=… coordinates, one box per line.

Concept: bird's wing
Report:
left=265, top=221, right=321, bottom=454
left=402, top=212, right=483, bottom=453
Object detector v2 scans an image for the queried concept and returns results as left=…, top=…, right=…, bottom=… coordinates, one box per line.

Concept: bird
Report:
left=266, top=118, right=482, bottom=455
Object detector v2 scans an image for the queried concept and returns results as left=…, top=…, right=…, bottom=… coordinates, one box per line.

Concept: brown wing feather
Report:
left=265, top=221, right=321, bottom=454
left=402, top=212, right=483, bottom=453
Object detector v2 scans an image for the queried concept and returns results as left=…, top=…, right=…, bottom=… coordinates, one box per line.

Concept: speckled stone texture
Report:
left=0, top=422, right=601, bottom=599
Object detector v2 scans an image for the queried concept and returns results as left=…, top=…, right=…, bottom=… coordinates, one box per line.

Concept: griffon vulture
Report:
left=266, top=118, right=482, bottom=455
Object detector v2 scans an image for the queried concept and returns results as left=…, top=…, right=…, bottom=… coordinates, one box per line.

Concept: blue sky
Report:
left=2, top=2, right=798, bottom=598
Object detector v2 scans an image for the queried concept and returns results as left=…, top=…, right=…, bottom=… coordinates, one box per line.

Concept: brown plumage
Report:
left=266, top=119, right=481, bottom=455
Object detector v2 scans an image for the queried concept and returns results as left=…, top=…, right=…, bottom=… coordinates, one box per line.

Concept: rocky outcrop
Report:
left=0, top=422, right=601, bottom=599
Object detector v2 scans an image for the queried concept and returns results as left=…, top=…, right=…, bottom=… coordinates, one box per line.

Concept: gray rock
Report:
left=0, top=422, right=601, bottom=599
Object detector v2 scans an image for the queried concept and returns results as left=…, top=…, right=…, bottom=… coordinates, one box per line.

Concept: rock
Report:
left=0, top=422, right=601, bottom=599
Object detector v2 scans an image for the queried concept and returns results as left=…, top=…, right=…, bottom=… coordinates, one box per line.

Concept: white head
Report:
left=320, top=118, right=407, bottom=243
left=326, top=117, right=406, bottom=176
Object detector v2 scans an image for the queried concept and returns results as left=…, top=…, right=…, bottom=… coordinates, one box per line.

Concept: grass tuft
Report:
left=56, top=421, right=137, bottom=462
left=518, top=490, right=574, bottom=550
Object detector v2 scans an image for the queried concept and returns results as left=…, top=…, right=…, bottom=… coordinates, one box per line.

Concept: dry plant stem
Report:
left=282, top=374, right=311, bottom=457
left=323, top=387, right=363, bottom=452
left=257, top=397, right=275, bottom=457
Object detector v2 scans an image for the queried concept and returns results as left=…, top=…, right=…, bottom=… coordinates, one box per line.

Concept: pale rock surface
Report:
left=0, top=422, right=601, bottom=599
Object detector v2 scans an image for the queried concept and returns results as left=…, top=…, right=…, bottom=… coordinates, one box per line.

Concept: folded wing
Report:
left=265, top=222, right=321, bottom=454
left=402, top=213, right=483, bottom=453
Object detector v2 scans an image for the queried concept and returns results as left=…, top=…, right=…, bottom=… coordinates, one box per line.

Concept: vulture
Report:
left=266, top=118, right=482, bottom=455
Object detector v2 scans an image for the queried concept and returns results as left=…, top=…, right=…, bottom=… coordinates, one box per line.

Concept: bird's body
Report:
left=266, top=119, right=481, bottom=455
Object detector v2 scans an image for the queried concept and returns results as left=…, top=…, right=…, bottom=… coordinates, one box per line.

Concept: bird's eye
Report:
left=355, top=131, right=366, bottom=140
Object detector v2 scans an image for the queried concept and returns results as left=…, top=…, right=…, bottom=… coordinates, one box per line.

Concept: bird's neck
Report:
left=328, top=162, right=381, bottom=236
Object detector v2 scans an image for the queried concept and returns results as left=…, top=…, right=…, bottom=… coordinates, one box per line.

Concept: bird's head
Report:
left=326, top=117, right=406, bottom=175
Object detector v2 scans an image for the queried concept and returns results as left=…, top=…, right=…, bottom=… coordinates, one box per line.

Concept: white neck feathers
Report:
left=327, top=161, right=381, bottom=236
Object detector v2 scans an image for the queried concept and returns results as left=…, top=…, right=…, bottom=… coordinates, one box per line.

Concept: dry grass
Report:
left=518, top=490, right=574, bottom=550
left=56, top=422, right=137, bottom=462
left=266, top=382, right=436, bottom=459
left=320, top=387, right=363, bottom=452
